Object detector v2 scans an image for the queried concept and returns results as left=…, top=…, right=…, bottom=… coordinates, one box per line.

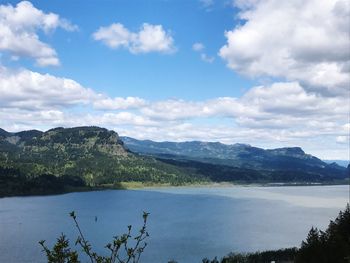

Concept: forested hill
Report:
left=0, top=127, right=206, bottom=196
left=0, top=126, right=348, bottom=197
left=121, top=137, right=348, bottom=182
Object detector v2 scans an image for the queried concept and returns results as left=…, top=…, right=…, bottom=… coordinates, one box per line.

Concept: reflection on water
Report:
left=148, top=185, right=348, bottom=208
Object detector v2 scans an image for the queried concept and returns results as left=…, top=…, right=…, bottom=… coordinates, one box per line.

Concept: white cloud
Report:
left=192, top=42, right=205, bottom=51
left=97, top=112, right=157, bottom=126
left=219, top=0, right=350, bottom=96
left=93, top=97, right=147, bottom=110
left=93, top=23, right=176, bottom=54
left=92, top=23, right=131, bottom=49
left=193, top=42, right=215, bottom=63
left=0, top=1, right=77, bottom=66
left=336, top=135, right=349, bottom=144
left=241, top=82, right=346, bottom=118
left=199, top=0, right=215, bottom=11
left=0, top=65, right=348, bottom=159
left=200, top=0, right=214, bottom=8
left=140, top=82, right=347, bottom=133
left=200, top=53, right=215, bottom=63
left=0, top=66, right=151, bottom=112
left=0, top=67, right=95, bottom=110
left=0, top=68, right=346, bottom=136
left=141, top=99, right=203, bottom=120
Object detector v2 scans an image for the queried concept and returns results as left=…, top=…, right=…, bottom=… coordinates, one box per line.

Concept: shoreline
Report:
left=1, top=180, right=348, bottom=199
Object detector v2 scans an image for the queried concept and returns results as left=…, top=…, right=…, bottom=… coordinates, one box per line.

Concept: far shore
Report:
left=120, top=180, right=349, bottom=190
left=1, top=180, right=348, bottom=199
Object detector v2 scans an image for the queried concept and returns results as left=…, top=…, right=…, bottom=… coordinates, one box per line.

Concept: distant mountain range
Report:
left=122, top=137, right=349, bottom=167
left=0, top=127, right=348, bottom=197
left=121, top=136, right=348, bottom=182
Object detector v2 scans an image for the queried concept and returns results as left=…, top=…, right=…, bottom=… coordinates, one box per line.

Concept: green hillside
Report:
left=0, top=126, right=348, bottom=197
left=0, top=127, right=206, bottom=196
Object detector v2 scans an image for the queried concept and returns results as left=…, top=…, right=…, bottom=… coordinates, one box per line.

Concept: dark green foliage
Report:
left=296, top=204, right=350, bottom=263
left=40, top=211, right=150, bottom=263
left=0, top=127, right=207, bottom=197
left=157, top=158, right=264, bottom=182
left=0, top=166, right=85, bottom=196
left=0, top=126, right=347, bottom=197
left=203, top=248, right=297, bottom=263
left=39, top=235, right=79, bottom=263
left=202, top=257, right=220, bottom=263
left=157, top=157, right=346, bottom=183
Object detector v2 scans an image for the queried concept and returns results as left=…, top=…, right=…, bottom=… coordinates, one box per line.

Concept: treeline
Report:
left=157, top=157, right=348, bottom=183
left=0, top=156, right=207, bottom=197
left=200, top=248, right=297, bottom=263
left=0, top=166, right=85, bottom=197
left=296, top=203, right=350, bottom=262
left=0, top=126, right=208, bottom=197
left=201, top=204, right=350, bottom=263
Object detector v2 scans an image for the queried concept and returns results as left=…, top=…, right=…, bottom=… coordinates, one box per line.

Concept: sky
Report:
left=0, top=0, right=349, bottom=159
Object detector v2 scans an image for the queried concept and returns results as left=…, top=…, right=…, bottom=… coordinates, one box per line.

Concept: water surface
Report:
left=0, top=185, right=348, bottom=263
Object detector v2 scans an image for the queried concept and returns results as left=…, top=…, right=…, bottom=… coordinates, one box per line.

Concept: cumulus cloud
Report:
left=0, top=109, right=157, bottom=133
left=139, top=82, right=347, bottom=136
left=200, top=53, right=215, bottom=63
left=93, top=97, right=147, bottom=110
left=0, top=66, right=147, bottom=112
left=0, top=1, right=77, bottom=66
left=192, top=42, right=205, bottom=51
left=241, top=82, right=346, bottom=118
left=219, top=0, right=350, bottom=96
left=140, top=98, right=242, bottom=121
left=2, top=66, right=345, bottom=135
left=0, top=67, right=95, bottom=110
left=93, top=23, right=176, bottom=54
left=192, top=42, right=215, bottom=63
left=0, top=65, right=348, bottom=158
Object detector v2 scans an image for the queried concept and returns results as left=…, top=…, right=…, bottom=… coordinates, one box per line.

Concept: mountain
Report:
left=121, top=137, right=348, bottom=182
left=0, top=127, right=205, bottom=196
left=0, top=128, right=11, bottom=138
left=323, top=160, right=349, bottom=168
left=0, top=127, right=347, bottom=197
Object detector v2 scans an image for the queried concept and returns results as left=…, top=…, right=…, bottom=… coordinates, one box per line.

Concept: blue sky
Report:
left=5, top=0, right=252, bottom=100
left=0, top=0, right=349, bottom=159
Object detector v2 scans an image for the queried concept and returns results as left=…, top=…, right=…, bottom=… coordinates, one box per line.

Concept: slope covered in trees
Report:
left=0, top=126, right=348, bottom=197
left=0, top=127, right=206, bottom=196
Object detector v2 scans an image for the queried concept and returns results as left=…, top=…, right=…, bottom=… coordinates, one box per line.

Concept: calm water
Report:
left=0, top=185, right=348, bottom=263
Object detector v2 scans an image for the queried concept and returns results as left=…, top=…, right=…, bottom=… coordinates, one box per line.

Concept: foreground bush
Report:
left=39, top=211, right=149, bottom=263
